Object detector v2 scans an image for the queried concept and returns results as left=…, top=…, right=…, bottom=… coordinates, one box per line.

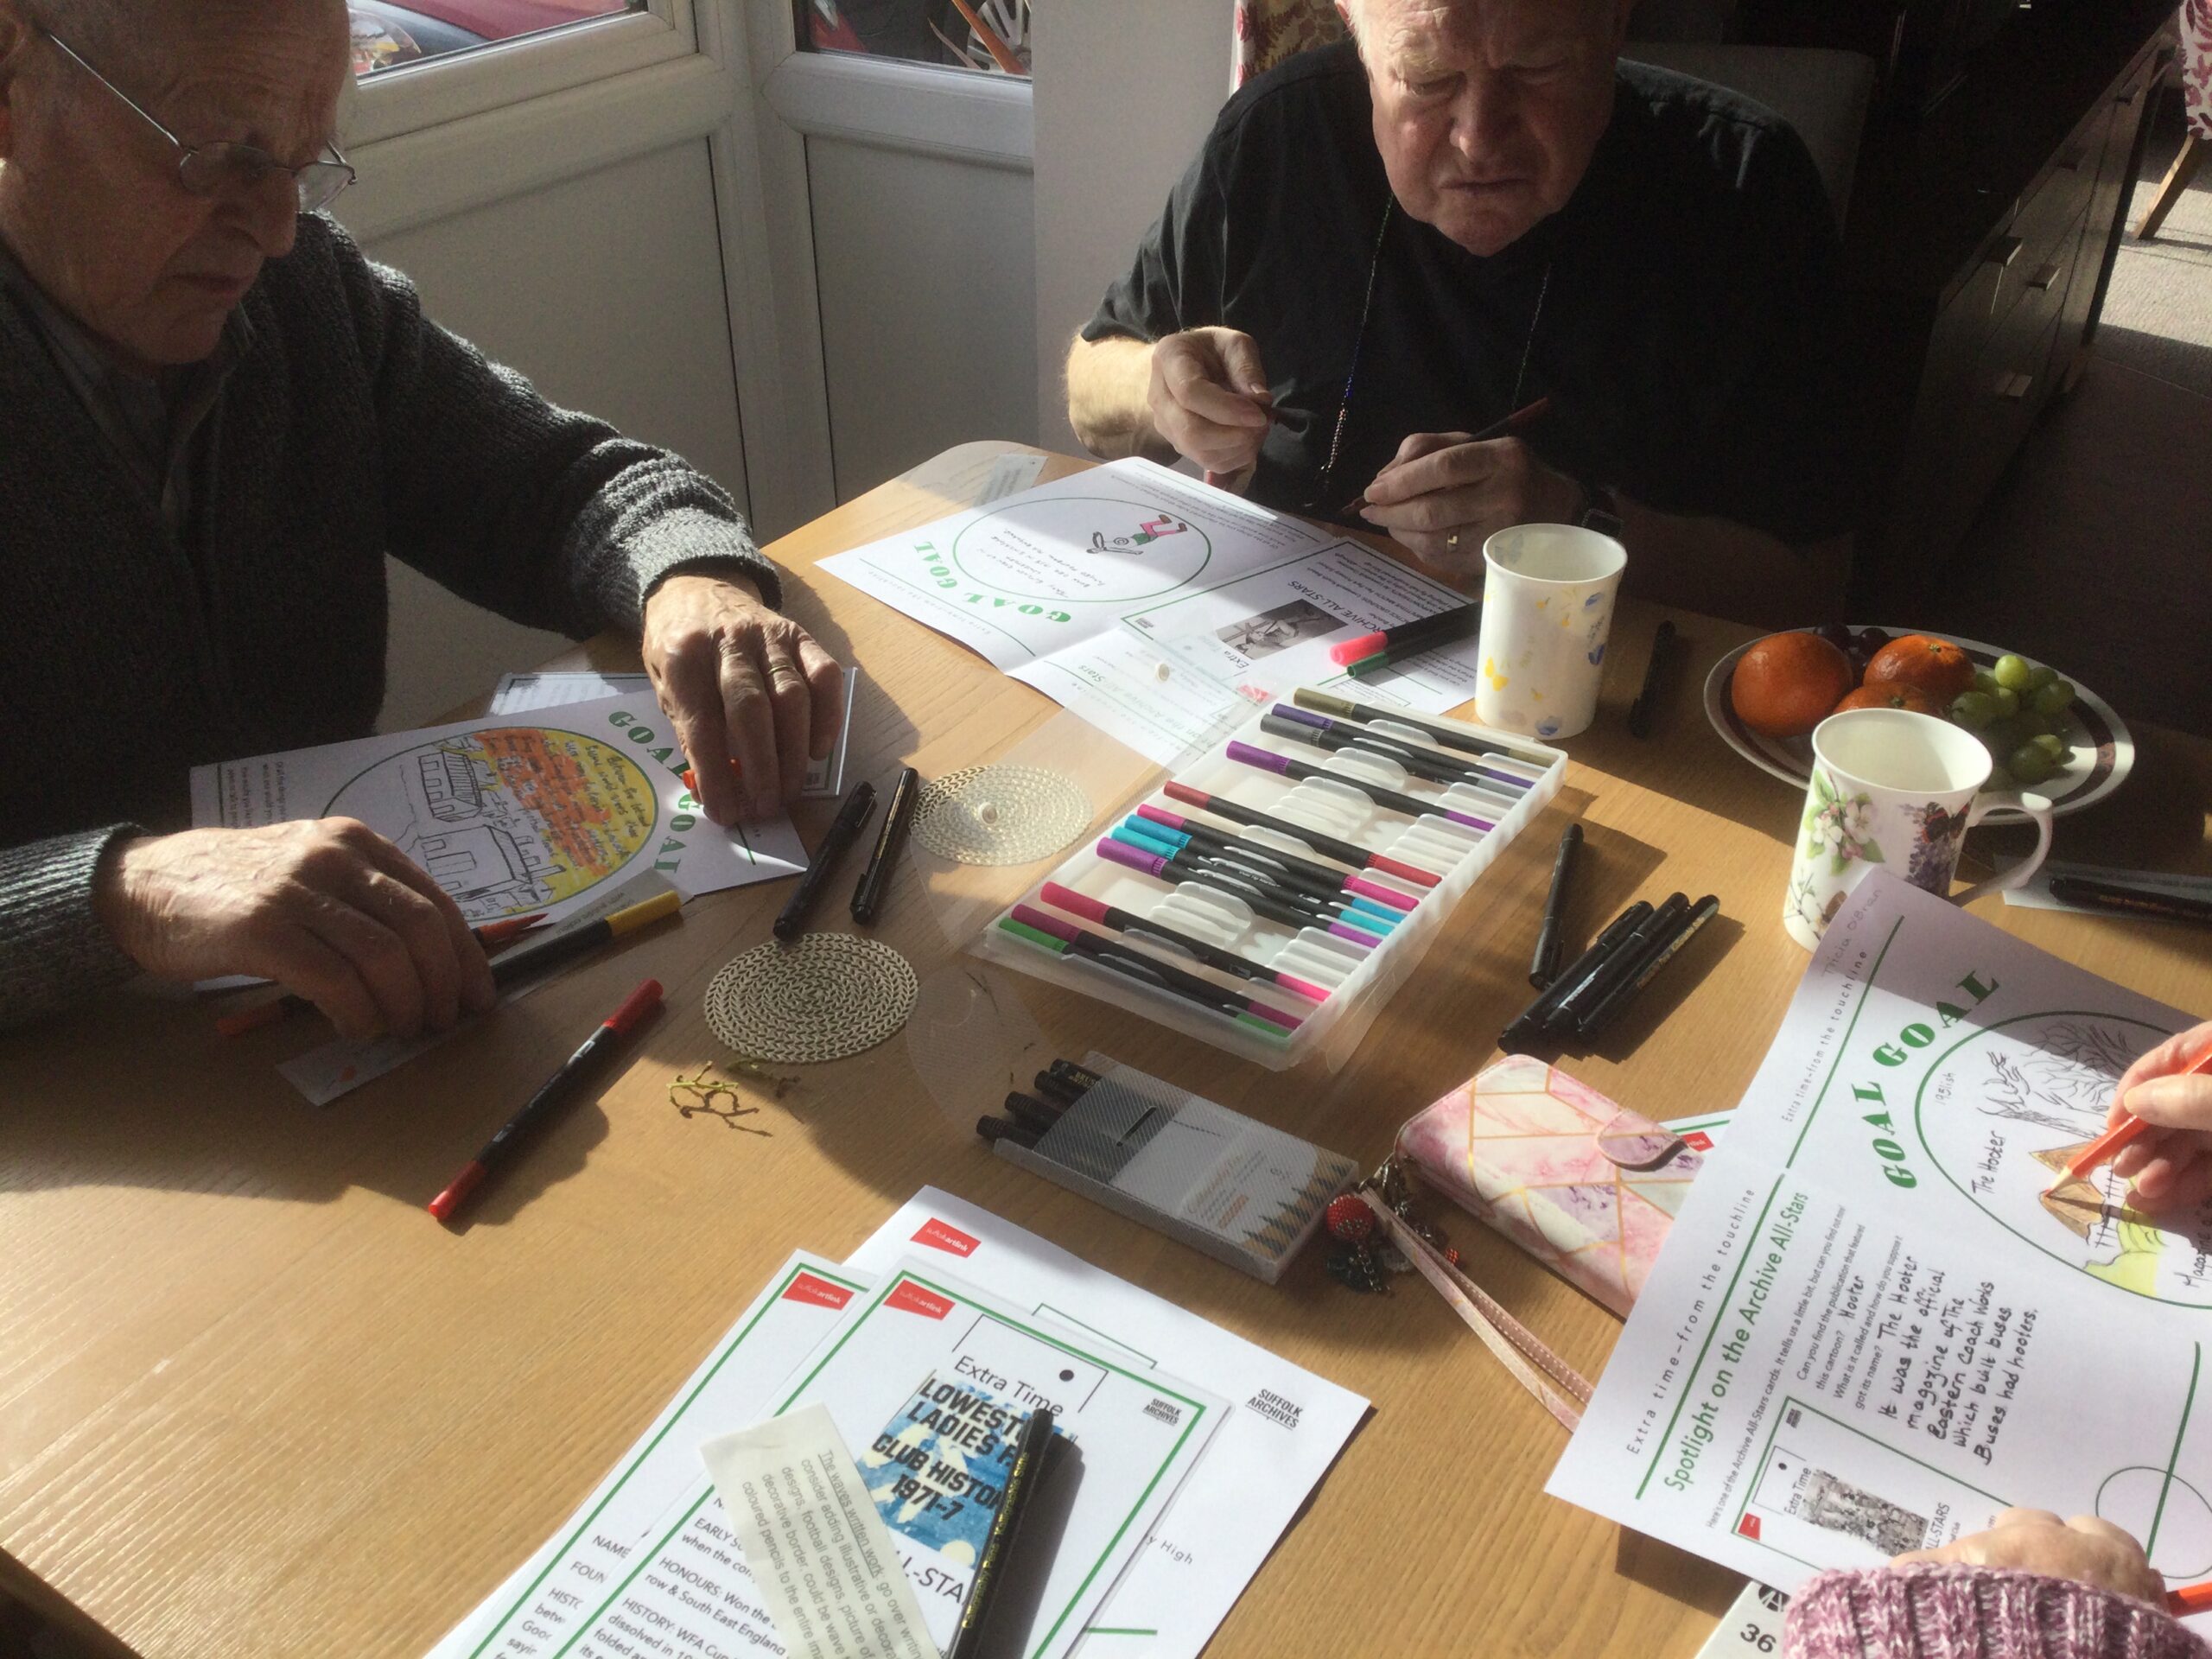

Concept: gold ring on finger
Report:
left=1446, top=532, right=1460, bottom=550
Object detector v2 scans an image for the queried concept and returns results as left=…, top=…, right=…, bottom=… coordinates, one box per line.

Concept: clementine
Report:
left=1834, top=683, right=1942, bottom=716
left=1863, top=634, right=1974, bottom=702
left=1730, top=632, right=1856, bottom=738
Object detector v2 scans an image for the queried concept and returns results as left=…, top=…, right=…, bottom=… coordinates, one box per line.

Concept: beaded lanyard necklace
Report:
left=1304, top=199, right=1555, bottom=518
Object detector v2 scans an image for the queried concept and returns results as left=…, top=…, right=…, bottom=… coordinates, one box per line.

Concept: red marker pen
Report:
left=429, top=977, right=663, bottom=1224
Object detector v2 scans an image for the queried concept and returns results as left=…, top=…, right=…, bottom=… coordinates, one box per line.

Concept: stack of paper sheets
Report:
left=428, top=1189, right=1369, bottom=1659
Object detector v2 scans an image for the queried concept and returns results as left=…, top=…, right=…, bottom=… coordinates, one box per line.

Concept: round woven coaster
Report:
left=703, top=934, right=919, bottom=1064
left=909, top=766, right=1091, bottom=866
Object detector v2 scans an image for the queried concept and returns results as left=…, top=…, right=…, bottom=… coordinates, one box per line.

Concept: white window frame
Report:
left=346, top=0, right=698, bottom=147
left=753, top=0, right=1031, bottom=170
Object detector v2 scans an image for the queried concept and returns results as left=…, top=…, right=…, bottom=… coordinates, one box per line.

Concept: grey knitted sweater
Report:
left=0, top=213, right=779, bottom=1027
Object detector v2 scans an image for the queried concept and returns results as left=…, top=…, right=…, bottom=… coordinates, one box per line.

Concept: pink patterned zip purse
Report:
left=1394, top=1053, right=1719, bottom=1319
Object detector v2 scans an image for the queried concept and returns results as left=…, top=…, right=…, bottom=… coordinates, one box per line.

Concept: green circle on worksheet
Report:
left=950, top=495, right=1212, bottom=604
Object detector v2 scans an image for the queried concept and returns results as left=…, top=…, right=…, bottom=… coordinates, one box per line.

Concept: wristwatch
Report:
left=1577, top=480, right=1624, bottom=540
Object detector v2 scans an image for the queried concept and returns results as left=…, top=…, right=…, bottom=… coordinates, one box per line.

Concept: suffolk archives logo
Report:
left=1244, top=1389, right=1303, bottom=1430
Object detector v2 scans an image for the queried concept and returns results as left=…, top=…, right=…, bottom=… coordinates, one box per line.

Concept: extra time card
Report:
left=771, top=1259, right=1226, bottom=1659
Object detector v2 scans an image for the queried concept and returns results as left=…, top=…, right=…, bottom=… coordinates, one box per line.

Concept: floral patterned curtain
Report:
left=1236, top=0, right=1348, bottom=85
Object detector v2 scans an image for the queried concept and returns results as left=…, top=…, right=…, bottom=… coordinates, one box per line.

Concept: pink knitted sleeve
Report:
left=1783, top=1564, right=2212, bottom=1659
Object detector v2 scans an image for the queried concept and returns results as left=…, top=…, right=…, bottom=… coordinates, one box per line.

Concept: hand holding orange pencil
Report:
left=2061, top=1023, right=2212, bottom=1208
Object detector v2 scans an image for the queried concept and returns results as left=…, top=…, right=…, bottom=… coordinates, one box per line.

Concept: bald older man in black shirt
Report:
left=1065, top=0, right=1860, bottom=627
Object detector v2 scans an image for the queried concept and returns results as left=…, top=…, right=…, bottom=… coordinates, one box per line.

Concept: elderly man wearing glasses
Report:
left=0, top=0, right=842, bottom=1039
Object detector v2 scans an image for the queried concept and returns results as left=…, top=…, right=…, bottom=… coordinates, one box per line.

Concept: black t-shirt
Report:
left=1086, top=45, right=1858, bottom=545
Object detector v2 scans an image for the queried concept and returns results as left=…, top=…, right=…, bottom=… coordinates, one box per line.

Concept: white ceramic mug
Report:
left=1473, top=524, right=1628, bottom=741
left=1783, top=707, right=2056, bottom=950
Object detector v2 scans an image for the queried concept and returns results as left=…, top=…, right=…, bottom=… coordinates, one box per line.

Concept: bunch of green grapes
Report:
left=1947, top=654, right=2075, bottom=789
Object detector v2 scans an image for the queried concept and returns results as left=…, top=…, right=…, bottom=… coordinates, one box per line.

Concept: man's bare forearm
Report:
left=1065, top=334, right=1173, bottom=463
left=1615, top=497, right=1849, bottom=629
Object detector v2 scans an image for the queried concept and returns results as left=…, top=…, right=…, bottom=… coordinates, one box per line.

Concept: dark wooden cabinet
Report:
left=1757, top=0, right=2170, bottom=609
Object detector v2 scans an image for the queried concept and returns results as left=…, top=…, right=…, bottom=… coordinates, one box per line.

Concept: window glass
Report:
left=350, top=0, right=643, bottom=76
left=793, top=0, right=1031, bottom=77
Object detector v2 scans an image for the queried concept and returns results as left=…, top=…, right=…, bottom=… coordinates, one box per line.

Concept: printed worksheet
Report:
left=487, top=671, right=859, bottom=800
left=553, top=1261, right=1224, bottom=1659
left=849, top=1190, right=1370, bottom=1659
left=426, top=1252, right=869, bottom=1659
left=817, top=458, right=1483, bottom=764
left=191, top=690, right=804, bottom=931
left=1549, top=875, right=2212, bottom=1622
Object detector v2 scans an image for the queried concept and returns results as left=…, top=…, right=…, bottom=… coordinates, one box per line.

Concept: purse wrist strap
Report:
left=1353, top=1191, right=1594, bottom=1432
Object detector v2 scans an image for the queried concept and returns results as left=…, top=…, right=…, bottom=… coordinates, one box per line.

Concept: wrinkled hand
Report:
left=2107, top=1020, right=2212, bottom=1212
left=1357, top=433, right=1582, bottom=576
left=640, top=573, right=844, bottom=825
left=94, top=821, right=495, bottom=1041
left=1147, top=327, right=1274, bottom=474
left=1893, top=1508, right=2164, bottom=1603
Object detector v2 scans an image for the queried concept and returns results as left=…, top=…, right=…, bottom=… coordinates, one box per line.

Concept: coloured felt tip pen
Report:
left=1529, top=823, right=1583, bottom=989
left=999, top=906, right=1302, bottom=1036
left=1265, top=706, right=1531, bottom=793
left=2062, top=1046, right=2212, bottom=1181
left=1257, top=711, right=1484, bottom=791
left=429, top=977, right=663, bottom=1224
left=1128, top=805, right=1420, bottom=910
left=944, top=1405, right=1058, bottom=1659
left=214, top=911, right=550, bottom=1036
left=1289, top=687, right=1549, bottom=768
left=490, top=889, right=682, bottom=993
left=1104, top=825, right=1404, bottom=927
left=1041, top=881, right=1333, bottom=1001
left=1499, top=899, right=1653, bottom=1052
left=1343, top=607, right=1485, bottom=678
left=850, top=766, right=921, bottom=925
left=1326, top=602, right=1481, bottom=667
left=774, top=779, right=877, bottom=943
left=1159, top=781, right=1440, bottom=887
left=1573, top=893, right=1719, bottom=1039
left=1095, top=837, right=1390, bottom=946
left=1225, top=741, right=1497, bottom=833
left=1548, top=893, right=1688, bottom=1033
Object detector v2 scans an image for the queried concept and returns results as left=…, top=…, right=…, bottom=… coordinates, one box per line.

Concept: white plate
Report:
left=1702, top=627, right=2134, bottom=823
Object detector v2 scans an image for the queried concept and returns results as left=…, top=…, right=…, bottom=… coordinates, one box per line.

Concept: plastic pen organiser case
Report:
left=975, top=691, right=1567, bottom=1069
left=989, top=1055, right=1361, bottom=1284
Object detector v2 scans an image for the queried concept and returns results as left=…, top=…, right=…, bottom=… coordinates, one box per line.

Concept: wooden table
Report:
left=4, top=442, right=2209, bottom=1659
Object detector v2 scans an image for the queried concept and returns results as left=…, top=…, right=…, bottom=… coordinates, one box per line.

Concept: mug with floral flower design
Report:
left=1783, top=707, right=2054, bottom=949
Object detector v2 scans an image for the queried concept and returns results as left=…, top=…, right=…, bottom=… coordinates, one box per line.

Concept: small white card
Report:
left=1697, top=1581, right=1791, bottom=1658
left=699, top=1402, right=936, bottom=1659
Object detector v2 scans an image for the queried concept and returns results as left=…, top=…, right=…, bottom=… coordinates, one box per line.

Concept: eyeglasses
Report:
left=41, top=29, right=357, bottom=214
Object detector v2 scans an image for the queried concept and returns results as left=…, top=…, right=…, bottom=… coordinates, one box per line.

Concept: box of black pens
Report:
left=974, top=688, right=1567, bottom=1070
left=988, top=1055, right=1360, bottom=1285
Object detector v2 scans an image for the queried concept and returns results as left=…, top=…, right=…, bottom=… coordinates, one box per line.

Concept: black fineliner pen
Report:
left=1500, top=900, right=1651, bottom=1052
left=945, top=1408, right=1058, bottom=1659
left=850, top=766, right=920, bottom=925
left=1574, top=894, right=1719, bottom=1039
left=774, top=780, right=876, bottom=943
left=1529, top=823, right=1582, bottom=989
left=1548, top=893, right=1688, bottom=1033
